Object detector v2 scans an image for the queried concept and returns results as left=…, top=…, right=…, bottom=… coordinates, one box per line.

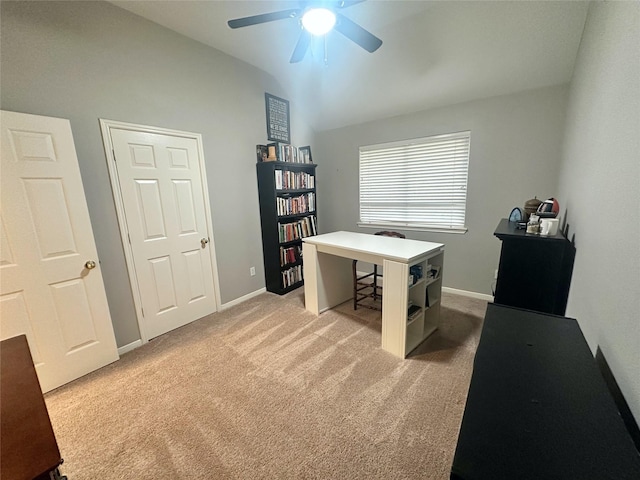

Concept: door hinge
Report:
left=112, top=149, right=116, bottom=160
left=127, top=233, right=131, bottom=244
left=141, top=307, right=145, bottom=317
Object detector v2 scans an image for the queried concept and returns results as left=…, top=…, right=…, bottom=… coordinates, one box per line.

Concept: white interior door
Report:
left=0, top=110, right=119, bottom=393
left=102, top=121, right=218, bottom=340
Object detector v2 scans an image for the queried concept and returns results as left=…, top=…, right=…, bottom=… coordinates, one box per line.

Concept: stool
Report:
left=352, top=231, right=406, bottom=310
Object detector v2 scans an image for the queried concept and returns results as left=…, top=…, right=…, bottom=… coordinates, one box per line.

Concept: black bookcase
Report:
left=256, top=161, right=318, bottom=295
left=493, top=218, right=575, bottom=315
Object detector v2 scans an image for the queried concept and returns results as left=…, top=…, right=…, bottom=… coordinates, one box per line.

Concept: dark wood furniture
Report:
left=1, top=335, right=65, bottom=480
left=256, top=161, right=317, bottom=294
left=451, top=303, right=640, bottom=480
left=494, top=218, right=575, bottom=315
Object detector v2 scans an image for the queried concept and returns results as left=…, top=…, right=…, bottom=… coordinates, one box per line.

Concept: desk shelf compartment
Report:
left=257, top=161, right=318, bottom=295
left=405, top=251, right=444, bottom=355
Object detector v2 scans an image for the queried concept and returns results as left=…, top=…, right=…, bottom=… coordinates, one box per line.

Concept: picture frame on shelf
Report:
left=256, top=144, right=268, bottom=163
left=299, top=145, right=313, bottom=164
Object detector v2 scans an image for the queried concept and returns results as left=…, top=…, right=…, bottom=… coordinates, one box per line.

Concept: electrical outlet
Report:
left=250, top=266, right=256, bottom=277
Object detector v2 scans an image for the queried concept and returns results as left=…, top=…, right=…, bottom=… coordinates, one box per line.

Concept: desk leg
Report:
left=303, top=243, right=321, bottom=314
left=381, top=259, right=409, bottom=358
left=303, top=243, right=353, bottom=314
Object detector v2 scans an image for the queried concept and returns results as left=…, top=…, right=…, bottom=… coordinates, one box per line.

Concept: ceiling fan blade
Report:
left=290, top=30, right=312, bottom=63
left=336, top=1, right=367, bottom=9
left=228, top=9, right=300, bottom=29
left=334, top=13, right=382, bottom=53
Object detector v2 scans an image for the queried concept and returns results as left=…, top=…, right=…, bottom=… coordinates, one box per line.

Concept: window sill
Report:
left=357, top=222, right=468, bottom=235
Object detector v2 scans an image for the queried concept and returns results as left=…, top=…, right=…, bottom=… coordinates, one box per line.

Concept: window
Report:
left=358, top=131, right=470, bottom=233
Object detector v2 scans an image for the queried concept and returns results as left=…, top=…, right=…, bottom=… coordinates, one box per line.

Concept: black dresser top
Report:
left=494, top=218, right=568, bottom=242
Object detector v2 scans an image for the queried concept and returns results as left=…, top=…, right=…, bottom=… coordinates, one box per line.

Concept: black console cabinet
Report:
left=493, top=218, right=575, bottom=315
left=451, top=304, right=640, bottom=479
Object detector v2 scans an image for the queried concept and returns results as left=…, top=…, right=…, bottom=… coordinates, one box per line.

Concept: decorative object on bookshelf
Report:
left=265, top=93, right=290, bottom=144
left=299, top=145, right=313, bottom=163
left=257, top=160, right=318, bottom=295
left=267, top=143, right=278, bottom=161
left=256, top=144, right=268, bottom=162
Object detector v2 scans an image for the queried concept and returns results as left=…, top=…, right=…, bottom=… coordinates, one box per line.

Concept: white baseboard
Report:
left=117, top=339, right=142, bottom=356
left=219, top=287, right=267, bottom=311
left=442, top=286, right=494, bottom=302
left=115, top=289, right=267, bottom=355
left=357, top=270, right=493, bottom=302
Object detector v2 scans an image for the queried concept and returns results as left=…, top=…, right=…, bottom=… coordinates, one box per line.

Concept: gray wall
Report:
left=558, top=1, right=640, bottom=422
left=315, top=85, right=568, bottom=296
left=1, top=1, right=315, bottom=347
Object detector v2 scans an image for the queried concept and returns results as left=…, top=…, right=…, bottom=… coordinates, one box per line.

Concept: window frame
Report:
left=357, top=131, right=471, bottom=234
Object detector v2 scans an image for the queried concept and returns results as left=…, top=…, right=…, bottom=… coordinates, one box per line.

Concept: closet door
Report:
left=1, top=110, right=119, bottom=392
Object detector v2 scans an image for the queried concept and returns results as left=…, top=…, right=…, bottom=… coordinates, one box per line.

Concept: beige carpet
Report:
left=44, top=290, right=487, bottom=479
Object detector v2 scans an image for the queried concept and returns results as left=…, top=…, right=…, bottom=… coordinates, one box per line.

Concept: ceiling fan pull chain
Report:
left=324, top=35, right=329, bottom=66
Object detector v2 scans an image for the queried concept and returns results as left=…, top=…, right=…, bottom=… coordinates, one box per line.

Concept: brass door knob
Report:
left=85, top=260, right=96, bottom=270
left=201, top=238, right=209, bottom=249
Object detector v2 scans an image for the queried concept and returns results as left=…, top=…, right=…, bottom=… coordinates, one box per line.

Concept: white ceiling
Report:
left=109, top=0, right=590, bottom=131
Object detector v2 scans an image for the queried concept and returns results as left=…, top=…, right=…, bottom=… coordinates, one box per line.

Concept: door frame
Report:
left=99, top=119, right=221, bottom=343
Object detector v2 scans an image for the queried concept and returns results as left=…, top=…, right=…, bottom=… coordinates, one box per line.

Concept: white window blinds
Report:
left=359, top=131, right=470, bottom=232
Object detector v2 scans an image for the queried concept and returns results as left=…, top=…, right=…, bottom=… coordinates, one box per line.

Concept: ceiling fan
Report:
left=227, top=1, right=383, bottom=63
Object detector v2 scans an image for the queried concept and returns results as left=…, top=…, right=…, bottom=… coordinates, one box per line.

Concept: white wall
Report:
left=558, top=1, right=640, bottom=422
left=315, top=85, right=569, bottom=296
left=0, top=1, right=315, bottom=347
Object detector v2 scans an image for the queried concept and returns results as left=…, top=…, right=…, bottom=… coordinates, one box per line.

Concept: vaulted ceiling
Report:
left=109, top=1, right=590, bottom=131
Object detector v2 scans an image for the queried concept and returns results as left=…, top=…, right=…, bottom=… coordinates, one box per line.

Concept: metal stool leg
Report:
left=352, top=259, right=358, bottom=310
left=372, top=265, right=379, bottom=301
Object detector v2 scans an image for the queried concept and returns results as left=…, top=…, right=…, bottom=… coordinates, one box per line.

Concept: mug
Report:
left=540, top=218, right=559, bottom=236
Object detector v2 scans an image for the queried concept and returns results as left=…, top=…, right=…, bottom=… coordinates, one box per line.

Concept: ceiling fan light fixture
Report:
left=301, top=8, right=336, bottom=36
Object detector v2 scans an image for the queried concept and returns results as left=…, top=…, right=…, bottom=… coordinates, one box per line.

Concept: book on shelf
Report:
left=279, top=245, right=302, bottom=267
left=277, top=215, right=317, bottom=243
left=264, top=142, right=313, bottom=164
left=276, top=192, right=315, bottom=216
left=274, top=170, right=315, bottom=190
left=282, top=264, right=303, bottom=288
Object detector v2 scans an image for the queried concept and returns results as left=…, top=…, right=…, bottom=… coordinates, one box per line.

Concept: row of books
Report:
left=278, top=215, right=318, bottom=243
left=282, top=265, right=303, bottom=288
left=257, top=143, right=313, bottom=163
left=276, top=193, right=315, bottom=217
left=275, top=170, right=315, bottom=190
left=280, top=245, right=302, bottom=267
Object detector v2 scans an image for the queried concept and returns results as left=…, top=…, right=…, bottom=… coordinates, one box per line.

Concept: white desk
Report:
left=302, top=231, right=445, bottom=358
